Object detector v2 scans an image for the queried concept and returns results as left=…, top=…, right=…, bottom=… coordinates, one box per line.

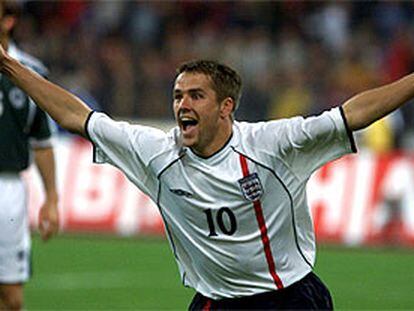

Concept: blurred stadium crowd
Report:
left=13, top=1, right=414, bottom=151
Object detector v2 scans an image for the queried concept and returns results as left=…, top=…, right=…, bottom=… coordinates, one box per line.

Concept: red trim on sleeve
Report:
left=239, top=154, right=284, bottom=290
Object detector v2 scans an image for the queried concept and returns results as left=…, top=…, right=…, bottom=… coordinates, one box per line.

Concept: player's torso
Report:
left=0, top=44, right=48, bottom=172
left=158, top=147, right=292, bottom=243
left=0, top=75, right=35, bottom=170
left=153, top=133, right=312, bottom=297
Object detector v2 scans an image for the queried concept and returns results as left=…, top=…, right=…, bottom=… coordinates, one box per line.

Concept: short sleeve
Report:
left=85, top=112, right=168, bottom=198
left=260, top=107, right=356, bottom=181
left=28, top=106, right=53, bottom=149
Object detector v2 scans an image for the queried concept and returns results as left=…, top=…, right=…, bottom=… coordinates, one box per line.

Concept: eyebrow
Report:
left=173, top=88, right=206, bottom=94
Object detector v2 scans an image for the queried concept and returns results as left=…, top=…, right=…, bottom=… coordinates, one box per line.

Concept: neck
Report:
left=191, top=120, right=233, bottom=158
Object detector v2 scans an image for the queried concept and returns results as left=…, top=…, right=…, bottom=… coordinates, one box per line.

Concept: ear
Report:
left=219, top=97, right=235, bottom=118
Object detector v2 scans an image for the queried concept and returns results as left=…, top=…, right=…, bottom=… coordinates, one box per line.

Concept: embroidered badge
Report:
left=238, top=172, right=263, bottom=202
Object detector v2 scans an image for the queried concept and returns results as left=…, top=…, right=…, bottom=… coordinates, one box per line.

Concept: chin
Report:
left=182, top=138, right=196, bottom=148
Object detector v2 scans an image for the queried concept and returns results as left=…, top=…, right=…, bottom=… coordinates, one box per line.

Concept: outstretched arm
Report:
left=342, top=74, right=414, bottom=131
left=0, top=45, right=91, bottom=136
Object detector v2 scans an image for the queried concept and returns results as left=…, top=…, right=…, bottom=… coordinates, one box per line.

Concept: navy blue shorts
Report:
left=188, top=272, right=333, bottom=310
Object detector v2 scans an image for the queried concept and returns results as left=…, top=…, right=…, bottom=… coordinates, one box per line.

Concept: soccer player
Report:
left=0, top=49, right=413, bottom=309
left=0, top=2, right=59, bottom=309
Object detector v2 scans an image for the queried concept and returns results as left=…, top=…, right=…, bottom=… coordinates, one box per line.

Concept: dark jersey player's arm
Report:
left=0, top=46, right=91, bottom=136
left=342, top=73, right=414, bottom=131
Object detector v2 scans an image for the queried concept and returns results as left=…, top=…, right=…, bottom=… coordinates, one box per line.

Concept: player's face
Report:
left=0, top=8, right=15, bottom=39
left=173, top=72, right=233, bottom=157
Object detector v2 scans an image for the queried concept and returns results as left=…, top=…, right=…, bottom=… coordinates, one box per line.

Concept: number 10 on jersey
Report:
left=204, top=208, right=237, bottom=237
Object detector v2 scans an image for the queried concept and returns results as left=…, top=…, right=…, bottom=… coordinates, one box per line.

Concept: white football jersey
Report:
left=86, top=107, right=355, bottom=299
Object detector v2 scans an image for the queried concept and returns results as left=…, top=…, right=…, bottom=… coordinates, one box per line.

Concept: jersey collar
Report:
left=188, top=132, right=234, bottom=160
left=185, top=122, right=240, bottom=162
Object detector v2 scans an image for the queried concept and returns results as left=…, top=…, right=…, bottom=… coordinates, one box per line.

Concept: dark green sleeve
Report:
left=28, top=106, right=52, bottom=140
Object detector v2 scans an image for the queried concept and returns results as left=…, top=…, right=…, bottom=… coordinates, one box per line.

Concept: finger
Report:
left=38, top=216, right=45, bottom=235
left=44, top=219, right=60, bottom=241
left=41, top=227, right=52, bottom=241
left=39, top=217, right=51, bottom=241
left=49, top=219, right=59, bottom=237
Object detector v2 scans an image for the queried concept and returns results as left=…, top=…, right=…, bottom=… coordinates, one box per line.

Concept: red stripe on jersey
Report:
left=239, top=154, right=284, bottom=290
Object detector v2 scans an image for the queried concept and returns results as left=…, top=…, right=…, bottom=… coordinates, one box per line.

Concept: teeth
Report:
left=181, top=117, right=194, bottom=122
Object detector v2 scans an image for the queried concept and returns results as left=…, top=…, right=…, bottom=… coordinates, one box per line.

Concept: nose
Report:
left=178, top=94, right=192, bottom=111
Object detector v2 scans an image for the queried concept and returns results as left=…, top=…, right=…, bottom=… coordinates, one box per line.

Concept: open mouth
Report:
left=180, top=117, right=199, bottom=132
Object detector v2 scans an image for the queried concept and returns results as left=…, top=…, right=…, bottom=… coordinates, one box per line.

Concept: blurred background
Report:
left=13, top=1, right=414, bottom=151
left=12, top=1, right=414, bottom=309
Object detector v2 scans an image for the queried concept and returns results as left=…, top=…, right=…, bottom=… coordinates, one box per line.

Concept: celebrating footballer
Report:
left=1, top=40, right=414, bottom=309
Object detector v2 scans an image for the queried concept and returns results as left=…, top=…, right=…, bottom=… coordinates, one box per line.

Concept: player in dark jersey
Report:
left=1, top=29, right=414, bottom=310
left=0, top=2, right=59, bottom=309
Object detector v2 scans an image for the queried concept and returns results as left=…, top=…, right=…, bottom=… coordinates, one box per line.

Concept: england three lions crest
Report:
left=238, top=173, right=263, bottom=202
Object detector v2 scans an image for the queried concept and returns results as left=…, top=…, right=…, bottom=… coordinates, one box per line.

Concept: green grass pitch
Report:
left=26, top=235, right=414, bottom=310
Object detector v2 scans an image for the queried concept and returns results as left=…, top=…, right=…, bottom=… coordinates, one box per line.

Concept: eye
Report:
left=174, top=93, right=182, bottom=101
left=191, top=93, right=203, bottom=100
